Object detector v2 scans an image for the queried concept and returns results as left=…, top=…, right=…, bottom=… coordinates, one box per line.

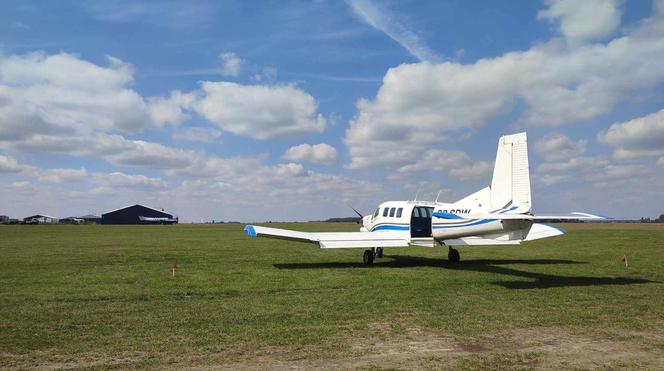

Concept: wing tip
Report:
left=571, top=212, right=613, bottom=220
left=244, top=225, right=257, bottom=237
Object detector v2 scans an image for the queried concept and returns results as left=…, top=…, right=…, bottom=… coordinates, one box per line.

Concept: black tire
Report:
left=363, top=250, right=374, bottom=265
left=448, top=248, right=460, bottom=263
left=376, top=247, right=384, bottom=258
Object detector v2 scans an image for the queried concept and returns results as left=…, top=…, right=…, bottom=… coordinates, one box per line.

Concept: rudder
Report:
left=490, top=132, right=532, bottom=212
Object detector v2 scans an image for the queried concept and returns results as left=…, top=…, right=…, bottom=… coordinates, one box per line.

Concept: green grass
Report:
left=1, top=223, right=663, bottom=369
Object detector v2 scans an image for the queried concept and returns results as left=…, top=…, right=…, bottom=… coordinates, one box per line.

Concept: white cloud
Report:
left=395, top=149, right=492, bottom=181
left=148, top=90, right=196, bottom=126
left=534, top=134, right=587, bottom=161
left=0, top=52, right=155, bottom=136
left=346, top=0, right=441, bottom=62
left=195, top=82, right=326, bottom=140
left=449, top=161, right=493, bottom=181
left=104, top=140, right=198, bottom=169
left=172, top=126, right=222, bottom=143
left=93, top=172, right=167, bottom=190
left=345, top=6, right=664, bottom=169
left=535, top=173, right=572, bottom=187
left=657, top=157, right=664, bottom=167
left=397, top=149, right=469, bottom=173
left=220, top=52, right=242, bottom=77
left=537, top=156, right=608, bottom=173
left=36, top=167, right=89, bottom=183
left=283, top=143, right=338, bottom=165
left=597, top=109, right=664, bottom=160
left=538, top=0, right=622, bottom=45
left=0, top=154, right=22, bottom=173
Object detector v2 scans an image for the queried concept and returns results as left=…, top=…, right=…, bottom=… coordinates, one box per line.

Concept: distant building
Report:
left=0, top=215, right=9, bottom=224
left=101, top=204, right=178, bottom=225
left=79, top=214, right=101, bottom=224
left=23, top=215, right=59, bottom=224
left=60, top=217, right=84, bottom=224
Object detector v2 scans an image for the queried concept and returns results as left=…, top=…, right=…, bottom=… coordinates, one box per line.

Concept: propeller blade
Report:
left=348, top=205, right=364, bottom=219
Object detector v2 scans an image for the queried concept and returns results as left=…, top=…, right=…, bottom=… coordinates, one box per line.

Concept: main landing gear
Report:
left=362, top=247, right=384, bottom=265
left=448, top=246, right=460, bottom=263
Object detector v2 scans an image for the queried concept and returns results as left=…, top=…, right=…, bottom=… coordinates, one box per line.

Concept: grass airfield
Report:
left=1, top=223, right=663, bottom=370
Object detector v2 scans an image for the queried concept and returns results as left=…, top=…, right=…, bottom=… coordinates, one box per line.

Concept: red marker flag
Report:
left=171, top=263, right=178, bottom=277
left=620, top=255, right=628, bottom=267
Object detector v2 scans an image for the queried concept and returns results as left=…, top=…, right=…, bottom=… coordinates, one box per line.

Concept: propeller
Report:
left=348, top=205, right=364, bottom=224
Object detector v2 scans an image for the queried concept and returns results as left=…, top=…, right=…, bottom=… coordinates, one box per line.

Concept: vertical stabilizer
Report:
left=490, top=132, right=531, bottom=212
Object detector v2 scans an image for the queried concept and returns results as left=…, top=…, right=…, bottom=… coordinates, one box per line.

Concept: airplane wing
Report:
left=433, top=211, right=609, bottom=221
left=244, top=225, right=410, bottom=249
left=442, top=223, right=566, bottom=246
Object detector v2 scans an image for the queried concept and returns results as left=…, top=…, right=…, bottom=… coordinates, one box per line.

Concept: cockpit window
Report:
left=396, top=208, right=403, bottom=218
left=374, top=208, right=380, bottom=217
left=383, top=208, right=389, bottom=217
left=389, top=207, right=396, bottom=217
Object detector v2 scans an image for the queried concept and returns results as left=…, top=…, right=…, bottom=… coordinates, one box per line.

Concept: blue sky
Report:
left=1, top=0, right=663, bottom=221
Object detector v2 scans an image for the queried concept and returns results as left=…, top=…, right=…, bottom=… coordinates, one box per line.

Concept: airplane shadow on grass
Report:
left=273, top=255, right=656, bottom=290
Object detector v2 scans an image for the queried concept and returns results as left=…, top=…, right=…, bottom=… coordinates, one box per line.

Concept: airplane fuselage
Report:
left=362, top=200, right=529, bottom=244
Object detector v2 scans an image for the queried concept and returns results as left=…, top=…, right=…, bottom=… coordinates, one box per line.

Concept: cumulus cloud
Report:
left=534, top=134, right=587, bottom=161
left=538, top=0, right=622, bottom=45
left=93, top=171, right=167, bottom=190
left=36, top=167, right=89, bottom=183
left=283, top=143, right=338, bottom=165
left=0, top=52, right=156, bottom=136
left=449, top=161, right=493, bottom=181
left=395, top=149, right=492, bottom=181
left=344, top=5, right=664, bottom=169
left=597, top=109, right=664, bottom=160
left=172, top=126, right=222, bottom=143
left=0, top=154, right=22, bottom=173
left=220, top=52, right=242, bottom=77
left=148, top=90, right=196, bottom=126
left=195, top=82, right=326, bottom=139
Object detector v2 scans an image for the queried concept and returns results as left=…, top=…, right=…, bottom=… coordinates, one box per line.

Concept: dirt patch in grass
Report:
left=4, top=326, right=662, bottom=370
left=204, top=325, right=664, bottom=370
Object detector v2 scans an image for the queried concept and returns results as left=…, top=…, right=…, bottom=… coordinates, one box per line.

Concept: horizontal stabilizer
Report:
left=432, top=211, right=609, bottom=221
left=524, top=223, right=565, bottom=241
left=244, top=225, right=409, bottom=249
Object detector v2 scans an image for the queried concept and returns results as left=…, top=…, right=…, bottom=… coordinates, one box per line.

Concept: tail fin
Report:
left=490, top=132, right=531, bottom=212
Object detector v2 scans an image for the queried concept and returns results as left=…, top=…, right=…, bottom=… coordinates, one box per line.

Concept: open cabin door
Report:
left=410, top=206, right=433, bottom=238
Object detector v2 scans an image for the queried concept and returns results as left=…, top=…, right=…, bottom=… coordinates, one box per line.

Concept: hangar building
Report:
left=101, top=204, right=178, bottom=225
left=23, top=215, right=59, bottom=224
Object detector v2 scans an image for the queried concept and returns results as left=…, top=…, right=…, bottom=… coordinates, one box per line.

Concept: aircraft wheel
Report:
left=363, top=249, right=374, bottom=265
left=376, top=247, right=384, bottom=258
left=448, top=247, right=460, bottom=263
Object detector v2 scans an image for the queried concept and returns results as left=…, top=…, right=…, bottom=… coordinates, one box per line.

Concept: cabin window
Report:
left=374, top=208, right=380, bottom=217
left=383, top=208, right=389, bottom=217
left=389, top=208, right=396, bottom=217
left=424, top=208, right=432, bottom=218
left=396, top=208, right=403, bottom=218
left=412, top=208, right=420, bottom=218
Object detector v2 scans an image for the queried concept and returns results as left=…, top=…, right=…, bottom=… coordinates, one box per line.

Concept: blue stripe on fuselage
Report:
left=371, top=224, right=410, bottom=231
left=432, top=218, right=497, bottom=229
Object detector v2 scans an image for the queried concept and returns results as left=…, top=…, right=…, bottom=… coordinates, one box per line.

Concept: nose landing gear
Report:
left=362, top=249, right=374, bottom=265
left=448, top=246, right=460, bottom=263
left=362, top=247, right=384, bottom=265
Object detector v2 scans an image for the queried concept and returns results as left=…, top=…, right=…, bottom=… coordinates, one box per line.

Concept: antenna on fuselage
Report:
left=435, top=189, right=444, bottom=203
left=413, top=184, right=423, bottom=202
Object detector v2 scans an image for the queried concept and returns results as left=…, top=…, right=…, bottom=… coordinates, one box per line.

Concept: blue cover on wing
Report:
left=244, top=225, right=257, bottom=237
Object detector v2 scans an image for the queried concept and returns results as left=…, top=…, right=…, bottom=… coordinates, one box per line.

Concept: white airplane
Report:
left=244, top=132, right=607, bottom=265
